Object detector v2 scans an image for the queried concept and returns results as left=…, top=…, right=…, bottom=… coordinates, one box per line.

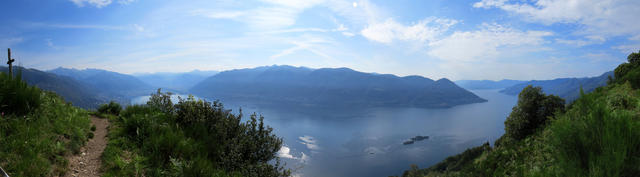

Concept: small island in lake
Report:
left=403, top=135, right=429, bottom=145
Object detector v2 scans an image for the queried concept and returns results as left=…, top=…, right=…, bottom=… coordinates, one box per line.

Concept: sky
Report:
left=1, top=0, right=639, bottom=80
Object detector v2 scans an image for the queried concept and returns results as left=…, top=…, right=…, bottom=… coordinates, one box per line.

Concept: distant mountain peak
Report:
left=500, top=71, right=613, bottom=102
left=436, top=78, right=453, bottom=82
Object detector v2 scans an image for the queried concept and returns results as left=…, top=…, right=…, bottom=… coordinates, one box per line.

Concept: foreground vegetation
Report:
left=102, top=89, right=290, bottom=176
left=0, top=70, right=289, bottom=176
left=0, top=71, right=92, bottom=176
left=402, top=50, right=640, bottom=177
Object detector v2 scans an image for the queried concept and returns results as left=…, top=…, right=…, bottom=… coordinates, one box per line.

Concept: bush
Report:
left=0, top=71, right=41, bottom=116
left=612, top=50, right=640, bottom=88
left=427, top=142, right=491, bottom=172
left=147, top=88, right=174, bottom=114
left=103, top=91, right=290, bottom=177
left=628, top=49, right=640, bottom=65
left=98, top=101, right=122, bottom=115
left=549, top=92, right=640, bottom=176
left=504, top=86, right=564, bottom=140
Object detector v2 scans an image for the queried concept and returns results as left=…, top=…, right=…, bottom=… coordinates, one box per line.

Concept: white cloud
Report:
left=361, top=17, right=458, bottom=44
left=270, top=36, right=335, bottom=61
left=334, top=24, right=348, bottom=32
left=556, top=35, right=606, bottom=47
left=299, top=135, right=320, bottom=150
left=193, top=10, right=246, bottom=19
left=194, top=0, right=325, bottom=30
left=260, top=0, right=325, bottom=9
left=276, top=146, right=309, bottom=163
left=473, top=0, right=640, bottom=38
left=613, top=44, right=640, bottom=53
left=277, top=146, right=296, bottom=159
left=583, top=52, right=623, bottom=63
left=70, top=0, right=134, bottom=7
left=69, top=0, right=112, bottom=8
left=118, top=0, right=136, bottom=5
left=133, top=24, right=144, bottom=32
left=428, top=23, right=552, bottom=62
left=342, top=32, right=355, bottom=37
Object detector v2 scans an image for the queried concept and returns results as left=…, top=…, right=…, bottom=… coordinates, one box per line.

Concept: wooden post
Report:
left=7, top=48, right=15, bottom=77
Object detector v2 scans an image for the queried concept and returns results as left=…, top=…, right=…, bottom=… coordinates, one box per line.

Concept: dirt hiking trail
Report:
left=65, top=115, right=109, bottom=177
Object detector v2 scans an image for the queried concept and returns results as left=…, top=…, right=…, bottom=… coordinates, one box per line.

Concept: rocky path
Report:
left=65, top=115, right=109, bottom=177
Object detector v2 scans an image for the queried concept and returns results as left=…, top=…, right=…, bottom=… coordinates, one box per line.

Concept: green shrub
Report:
left=103, top=91, right=290, bottom=177
left=504, top=86, right=565, bottom=140
left=614, top=63, right=633, bottom=80
left=147, top=88, right=174, bottom=114
left=628, top=49, right=640, bottom=65
left=0, top=71, right=41, bottom=116
left=549, top=93, right=640, bottom=176
left=98, top=101, right=122, bottom=115
left=616, top=66, right=640, bottom=89
left=427, top=142, right=491, bottom=172
left=0, top=87, right=91, bottom=176
left=612, top=50, right=640, bottom=88
left=91, top=125, right=97, bottom=131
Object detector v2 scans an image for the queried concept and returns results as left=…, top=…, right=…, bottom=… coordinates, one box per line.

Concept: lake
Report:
left=132, top=89, right=517, bottom=177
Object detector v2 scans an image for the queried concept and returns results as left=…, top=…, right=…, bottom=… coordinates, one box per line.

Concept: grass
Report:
left=549, top=82, right=640, bottom=176
left=0, top=82, right=91, bottom=176
left=0, top=71, right=41, bottom=115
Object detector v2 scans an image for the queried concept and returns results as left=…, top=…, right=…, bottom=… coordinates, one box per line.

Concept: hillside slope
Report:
left=190, top=65, right=486, bottom=108
left=500, top=71, right=613, bottom=102
left=1, top=66, right=105, bottom=108
left=49, top=67, right=154, bottom=99
left=0, top=72, right=92, bottom=176
left=402, top=52, right=640, bottom=177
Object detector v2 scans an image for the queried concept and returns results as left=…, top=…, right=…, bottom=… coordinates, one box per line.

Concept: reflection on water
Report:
left=131, top=90, right=517, bottom=177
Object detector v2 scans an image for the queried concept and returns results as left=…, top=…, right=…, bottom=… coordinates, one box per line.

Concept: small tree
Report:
left=504, top=86, right=565, bottom=140
left=147, top=88, right=174, bottom=114
left=613, top=50, right=640, bottom=88
left=98, top=101, right=122, bottom=115
left=628, top=49, right=640, bottom=65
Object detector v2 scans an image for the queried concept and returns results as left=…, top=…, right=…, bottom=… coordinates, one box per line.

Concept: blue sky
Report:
left=1, top=0, right=639, bottom=80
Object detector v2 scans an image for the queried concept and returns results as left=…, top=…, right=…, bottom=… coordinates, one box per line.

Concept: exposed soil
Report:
left=65, top=115, right=109, bottom=177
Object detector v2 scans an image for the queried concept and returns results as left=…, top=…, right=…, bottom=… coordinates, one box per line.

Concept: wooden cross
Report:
left=7, top=48, right=15, bottom=77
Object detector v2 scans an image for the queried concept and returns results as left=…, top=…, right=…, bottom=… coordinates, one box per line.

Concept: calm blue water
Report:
left=132, top=89, right=517, bottom=177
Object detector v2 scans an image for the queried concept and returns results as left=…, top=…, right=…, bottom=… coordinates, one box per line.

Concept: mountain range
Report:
left=133, top=70, right=218, bottom=92
left=7, top=65, right=609, bottom=109
left=500, top=71, right=613, bottom=102
left=49, top=67, right=155, bottom=98
left=190, top=65, right=487, bottom=108
left=1, top=66, right=105, bottom=108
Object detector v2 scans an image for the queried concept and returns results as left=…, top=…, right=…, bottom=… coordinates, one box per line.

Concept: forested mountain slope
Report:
left=191, top=65, right=486, bottom=108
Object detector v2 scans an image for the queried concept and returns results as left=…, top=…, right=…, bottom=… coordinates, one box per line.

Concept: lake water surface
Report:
left=132, top=90, right=517, bottom=177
